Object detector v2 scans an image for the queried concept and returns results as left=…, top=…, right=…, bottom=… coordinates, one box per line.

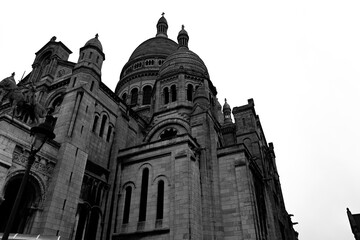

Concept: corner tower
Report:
left=29, top=36, right=72, bottom=83
left=74, top=34, right=105, bottom=81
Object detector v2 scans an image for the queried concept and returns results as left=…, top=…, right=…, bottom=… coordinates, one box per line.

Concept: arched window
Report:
left=99, top=115, right=107, bottom=137
left=139, top=168, right=149, bottom=222
left=142, top=86, right=152, bottom=105
left=87, top=209, right=100, bottom=240
left=92, top=116, right=99, bottom=133
left=171, top=85, right=177, bottom=102
left=187, top=84, right=194, bottom=101
left=74, top=204, right=88, bottom=240
left=0, top=175, right=41, bottom=234
left=163, top=87, right=169, bottom=104
left=48, top=95, right=64, bottom=115
left=122, top=93, right=127, bottom=103
left=106, top=126, right=112, bottom=142
left=131, top=88, right=138, bottom=105
left=123, top=186, right=132, bottom=224
left=160, top=128, right=177, bottom=140
left=156, top=180, right=164, bottom=220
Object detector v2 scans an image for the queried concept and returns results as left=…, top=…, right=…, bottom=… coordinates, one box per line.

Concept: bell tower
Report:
left=29, top=36, right=72, bottom=83
left=74, top=34, right=105, bottom=82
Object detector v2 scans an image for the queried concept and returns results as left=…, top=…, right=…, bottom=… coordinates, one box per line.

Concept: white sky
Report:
left=1, top=1, right=360, bottom=239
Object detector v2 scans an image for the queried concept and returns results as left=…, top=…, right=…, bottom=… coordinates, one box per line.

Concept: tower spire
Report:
left=177, top=25, right=189, bottom=49
left=223, top=98, right=233, bottom=123
left=156, top=13, right=168, bottom=37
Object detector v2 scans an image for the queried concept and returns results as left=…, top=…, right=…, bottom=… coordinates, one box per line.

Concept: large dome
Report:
left=128, top=37, right=177, bottom=61
left=115, top=37, right=177, bottom=95
left=158, top=47, right=209, bottom=79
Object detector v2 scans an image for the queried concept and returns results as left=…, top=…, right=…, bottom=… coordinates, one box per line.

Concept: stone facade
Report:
left=0, top=15, right=298, bottom=240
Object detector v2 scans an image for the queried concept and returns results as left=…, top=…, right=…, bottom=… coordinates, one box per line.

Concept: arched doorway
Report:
left=0, top=174, right=41, bottom=233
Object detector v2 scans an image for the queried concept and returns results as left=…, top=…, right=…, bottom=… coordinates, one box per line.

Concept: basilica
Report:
left=0, top=15, right=298, bottom=240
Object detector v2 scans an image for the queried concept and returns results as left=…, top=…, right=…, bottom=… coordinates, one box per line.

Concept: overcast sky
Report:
left=1, top=0, right=360, bottom=239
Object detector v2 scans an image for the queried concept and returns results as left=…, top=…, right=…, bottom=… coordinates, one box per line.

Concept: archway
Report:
left=0, top=174, right=41, bottom=233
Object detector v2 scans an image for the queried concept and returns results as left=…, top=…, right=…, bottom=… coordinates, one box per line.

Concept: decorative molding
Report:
left=13, top=151, right=55, bottom=176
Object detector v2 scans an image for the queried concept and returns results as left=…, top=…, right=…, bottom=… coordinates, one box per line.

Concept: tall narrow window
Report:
left=131, top=88, right=138, bottom=105
left=163, top=87, right=169, bottom=104
left=74, top=205, right=88, bottom=240
left=106, top=126, right=112, bottom=142
left=139, top=168, right=149, bottom=222
left=89, top=52, right=93, bottom=59
left=81, top=53, right=84, bottom=60
left=96, top=56, right=99, bottom=63
left=92, top=116, right=99, bottom=133
left=122, top=93, right=127, bottom=103
left=171, top=85, right=177, bottom=102
left=142, top=86, right=152, bottom=105
left=99, top=115, right=107, bottom=137
left=90, top=81, right=94, bottom=91
left=187, top=84, right=193, bottom=101
left=156, top=180, right=164, bottom=220
left=123, top=186, right=132, bottom=224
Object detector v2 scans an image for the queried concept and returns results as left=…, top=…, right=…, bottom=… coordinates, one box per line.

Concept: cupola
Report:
left=223, top=98, right=233, bottom=123
left=177, top=25, right=189, bottom=49
left=85, top=33, right=103, bottom=51
left=76, top=34, right=105, bottom=78
left=156, top=13, right=168, bottom=38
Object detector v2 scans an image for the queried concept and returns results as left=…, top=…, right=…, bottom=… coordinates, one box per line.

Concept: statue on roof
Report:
left=0, top=73, right=47, bottom=124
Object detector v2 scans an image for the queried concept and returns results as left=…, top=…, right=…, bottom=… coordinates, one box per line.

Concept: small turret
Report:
left=156, top=13, right=168, bottom=38
left=177, top=25, right=189, bottom=49
left=223, top=98, right=233, bottom=124
left=76, top=34, right=105, bottom=78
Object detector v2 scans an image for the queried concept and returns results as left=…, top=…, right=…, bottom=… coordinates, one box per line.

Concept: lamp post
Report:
left=2, top=115, right=55, bottom=240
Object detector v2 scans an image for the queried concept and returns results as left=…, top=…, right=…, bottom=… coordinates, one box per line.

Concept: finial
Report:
left=162, top=12, right=165, bottom=17
left=11, top=72, right=15, bottom=77
left=182, top=25, right=185, bottom=30
left=95, top=33, right=99, bottom=39
left=50, top=36, right=56, bottom=42
left=225, top=98, right=227, bottom=103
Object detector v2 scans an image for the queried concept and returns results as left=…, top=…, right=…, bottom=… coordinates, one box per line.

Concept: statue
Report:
left=0, top=73, right=47, bottom=124
left=0, top=73, right=26, bottom=116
